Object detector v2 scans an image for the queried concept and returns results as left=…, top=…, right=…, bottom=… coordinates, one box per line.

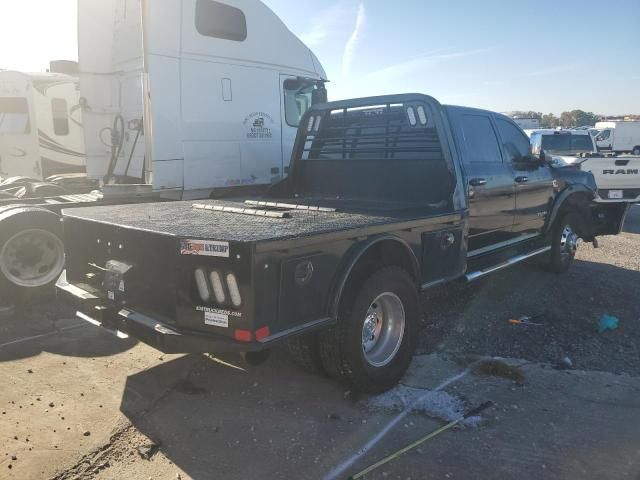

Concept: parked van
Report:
left=595, top=121, right=640, bottom=154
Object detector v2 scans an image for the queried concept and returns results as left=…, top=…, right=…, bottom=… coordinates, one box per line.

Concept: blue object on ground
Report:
left=598, top=314, right=619, bottom=333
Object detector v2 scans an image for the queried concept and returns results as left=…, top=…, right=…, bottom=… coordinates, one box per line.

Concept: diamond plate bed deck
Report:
left=62, top=198, right=453, bottom=243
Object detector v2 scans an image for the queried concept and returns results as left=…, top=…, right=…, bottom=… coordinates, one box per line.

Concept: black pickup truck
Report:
left=57, top=94, right=629, bottom=393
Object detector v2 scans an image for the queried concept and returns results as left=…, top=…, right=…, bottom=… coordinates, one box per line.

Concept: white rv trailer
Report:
left=79, top=0, right=327, bottom=199
left=0, top=0, right=328, bottom=300
left=0, top=71, right=85, bottom=181
left=594, top=121, right=640, bottom=154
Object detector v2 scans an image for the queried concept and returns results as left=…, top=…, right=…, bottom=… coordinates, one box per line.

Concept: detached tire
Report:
left=319, top=267, right=419, bottom=394
left=0, top=206, right=64, bottom=303
left=548, top=213, right=580, bottom=273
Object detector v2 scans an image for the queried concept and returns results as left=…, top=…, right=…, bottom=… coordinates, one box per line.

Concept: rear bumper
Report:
left=56, top=273, right=266, bottom=354
left=56, top=273, right=334, bottom=354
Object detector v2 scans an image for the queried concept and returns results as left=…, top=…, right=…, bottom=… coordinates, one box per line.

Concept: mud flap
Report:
left=591, top=202, right=631, bottom=237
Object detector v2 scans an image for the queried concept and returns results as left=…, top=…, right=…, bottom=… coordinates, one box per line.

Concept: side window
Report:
left=283, top=79, right=313, bottom=127
left=496, top=118, right=530, bottom=162
left=598, top=129, right=611, bottom=140
left=195, top=0, right=247, bottom=42
left=51, top=98, right=69, bottom=136
left=0, top=97, right=30, bottom=135
left=458, top=114, right=502, bottom=163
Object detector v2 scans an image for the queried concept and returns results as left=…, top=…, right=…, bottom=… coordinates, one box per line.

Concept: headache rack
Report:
left=287, top=94, right=454, bottom=206
left=299, top=99, right=443, bottom=163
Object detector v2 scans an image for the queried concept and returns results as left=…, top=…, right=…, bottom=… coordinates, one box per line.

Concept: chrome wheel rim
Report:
left=559, top=225, right=579, bottom=260
left=361, top=292, right=405, bottom=367
left=0, top=229, right=65, bottom=287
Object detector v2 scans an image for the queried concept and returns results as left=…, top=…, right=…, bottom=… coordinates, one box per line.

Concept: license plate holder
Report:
left=608, top=190, right=623, bottom=199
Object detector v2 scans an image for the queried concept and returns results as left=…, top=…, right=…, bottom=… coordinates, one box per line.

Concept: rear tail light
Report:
left=234, top=329, right=252, bottom=342
left=226, top=273, right=242, bottom=307
left=194, top=268, right=210, bottom=302
left=209, top=271, right=226, bottom=304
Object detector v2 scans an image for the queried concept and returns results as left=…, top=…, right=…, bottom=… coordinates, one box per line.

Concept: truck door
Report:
left=596, top=129, right=612, bottom=151
left=495, top=117, right=554, bottom=235
left=453, top=110, right=516, bottom=252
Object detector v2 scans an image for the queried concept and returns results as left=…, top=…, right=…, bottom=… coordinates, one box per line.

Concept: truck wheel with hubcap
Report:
left=548, top=213, right=580, bottom=273
left=0, top=207, right=64, bottom=303
left=319, top=267, right=419, bottom=393
left=632, top=146, right=640, bottom=155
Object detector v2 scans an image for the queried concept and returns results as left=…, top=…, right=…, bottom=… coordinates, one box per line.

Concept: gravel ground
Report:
left=419, top=205, right=640, bottom=375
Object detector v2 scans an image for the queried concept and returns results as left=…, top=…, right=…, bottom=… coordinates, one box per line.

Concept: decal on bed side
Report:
left=180, top=239, right=230, bottom=257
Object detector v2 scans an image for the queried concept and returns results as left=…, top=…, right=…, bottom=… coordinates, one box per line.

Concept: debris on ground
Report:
left=365, top=385, right=480, bottom=427
left=508, top=315, right=544, bottom=327
left=472, top=359, right=525, bottom=383
left=598, top=314, right=619, bottom=333
left=557, top=356, right=574, bottom=370
left=136, top=442, right=161, bottom=460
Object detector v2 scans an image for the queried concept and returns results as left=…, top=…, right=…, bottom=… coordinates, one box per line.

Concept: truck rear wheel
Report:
left=0, top=207, right=64, bottom=303
left=548, top=213, right=580, bottom=273
left=319, top=267, right=419, bottom=393
left=632, top=146, right=640, bottom=155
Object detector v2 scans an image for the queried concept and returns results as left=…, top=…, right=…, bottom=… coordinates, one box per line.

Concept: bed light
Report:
left=210, top=270, right=226, bottom=304
left=194, top=268, right=210, bottom=302
left=226, top=273, right=242, bottom=307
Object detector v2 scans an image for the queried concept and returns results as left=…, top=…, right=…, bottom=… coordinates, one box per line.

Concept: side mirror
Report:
left=312, top=83, right=328, bottom=104
left=539, top=150, right=547, bottom=163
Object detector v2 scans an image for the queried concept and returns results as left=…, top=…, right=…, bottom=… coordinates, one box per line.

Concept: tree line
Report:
left=510, top=111, right=640, bottom=128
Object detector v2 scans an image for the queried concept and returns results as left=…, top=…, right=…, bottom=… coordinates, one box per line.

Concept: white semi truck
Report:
left=0, top=0, right=328, bottom=303
left=595, top=121, right=640, bottom=155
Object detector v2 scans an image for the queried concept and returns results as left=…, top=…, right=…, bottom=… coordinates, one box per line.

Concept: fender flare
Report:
left=327, top=234, right=420, bottom=319
left=544, top=184, right=595, bottom=234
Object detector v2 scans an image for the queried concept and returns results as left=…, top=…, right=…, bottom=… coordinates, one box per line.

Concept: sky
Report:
left=1, top=0, right=638, bottom=115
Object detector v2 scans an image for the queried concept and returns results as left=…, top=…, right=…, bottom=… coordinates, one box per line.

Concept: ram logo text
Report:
left=603, top=169, right=639, bottom=175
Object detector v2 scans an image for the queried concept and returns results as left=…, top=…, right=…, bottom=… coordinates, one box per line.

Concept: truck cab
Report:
left=79, top=0, right=328, bottom=198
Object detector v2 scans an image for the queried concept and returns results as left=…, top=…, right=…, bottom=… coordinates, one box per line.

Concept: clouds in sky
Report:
left=298, top=1, right=366, bottom=79
left=341, top=3, right=366, bottom=77
left=364, top=48, right=493, bottom=84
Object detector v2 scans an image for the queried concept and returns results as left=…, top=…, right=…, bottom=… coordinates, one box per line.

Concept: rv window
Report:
left=52, top=98, right=69, bottom=136
left=195, top=0, right=247, bottom=42
left=283, top=80, right=315, bottom=127
left=0, top=97, right=30, bottom=135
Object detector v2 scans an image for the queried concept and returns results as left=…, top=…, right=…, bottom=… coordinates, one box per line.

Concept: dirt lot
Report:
left=1, top=206, right=639, bottom=480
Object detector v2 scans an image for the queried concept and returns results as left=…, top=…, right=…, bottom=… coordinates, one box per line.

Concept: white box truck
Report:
left=0, top=0, right=328, bottom=303
left=595, top=121, right=640, bottom=155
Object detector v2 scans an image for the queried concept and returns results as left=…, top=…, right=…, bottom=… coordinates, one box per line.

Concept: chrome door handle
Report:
left=515, top=176, right=529, bottom=183
left=469, top=178, right=487, bottom=186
